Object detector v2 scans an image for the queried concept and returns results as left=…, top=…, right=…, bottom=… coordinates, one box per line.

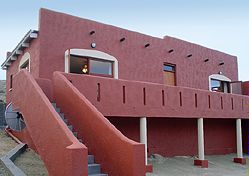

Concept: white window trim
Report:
left=65, top=49, right=118, bottom=79
left=19, top=52, right=30, bottom=72
left=208, top=74, right=231, bottom=91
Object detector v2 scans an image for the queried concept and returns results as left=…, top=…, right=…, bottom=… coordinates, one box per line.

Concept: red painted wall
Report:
left=53, top=72, right=146, bottom=176
left=11, top=70, right=88, bottom=176
left=63, top=73, right=249, bottom=118
left=37, top=8, right=238, bottom=90
left=109, top=117, right=237, bottom=157
left=204, top=119, right=236, bottom=155
left=6, top=38, right=40, bottom=104
left=242, top=119, right=249, bottom=154
left=242, top=81, right=249, bottom=96
left=35, top=78, right=53, bottom=102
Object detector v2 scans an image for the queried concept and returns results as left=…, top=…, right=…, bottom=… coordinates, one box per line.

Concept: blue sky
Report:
left=0, top=0, right=248, bottom=80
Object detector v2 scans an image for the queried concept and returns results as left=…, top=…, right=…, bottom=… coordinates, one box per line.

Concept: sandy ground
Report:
left=0, top=130, right=17, bottom=176
left=146, top=154, right=249, bottom=176
left=0, top=130, right=48, bottom=176
left=14, top=148, right=48, bottom=176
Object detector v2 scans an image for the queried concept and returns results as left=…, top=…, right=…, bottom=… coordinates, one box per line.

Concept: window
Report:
left=69, top=54, right=113, bottom=77
left=163, top=63, right=176, bottom=86
left=164, top=65, right=175, bottom=72
left=70, top=55, right=88, bottom=74
left=19, top=52, right=30, bottom=72
left=89, top=59, right=112, bottom=76
left=20, top=60, right=29, bottom=70
left=211, top=79, right=230, bottom=93
left=10, top=75, right=13, bottom=90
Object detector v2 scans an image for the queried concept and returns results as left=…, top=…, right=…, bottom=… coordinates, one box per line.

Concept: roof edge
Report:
left=1, top=30, right=38, bottom=70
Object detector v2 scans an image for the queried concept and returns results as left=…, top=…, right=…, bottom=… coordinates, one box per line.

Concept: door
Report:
left=163, top=63, right=176, bottom=86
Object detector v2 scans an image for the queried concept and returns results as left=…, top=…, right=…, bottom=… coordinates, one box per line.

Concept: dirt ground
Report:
left=0, top=130, right=17, bottom=176
left=14, top=148, right=48, bottom=176
left=0, top=130, right=48, bottom=176
left=146, top=154, right=249, bottom=176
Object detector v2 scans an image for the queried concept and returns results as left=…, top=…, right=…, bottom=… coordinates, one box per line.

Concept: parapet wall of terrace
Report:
left=63, top=73, right=249, bottom=119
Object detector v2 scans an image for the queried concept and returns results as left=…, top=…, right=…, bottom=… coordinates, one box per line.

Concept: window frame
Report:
left=20, top=60, right=29, bottom=70
left=69, top=54, right=114, bottom=78
left=19, top=52, right=30, bottom=72
left=210, top=78, right=231, bottom=93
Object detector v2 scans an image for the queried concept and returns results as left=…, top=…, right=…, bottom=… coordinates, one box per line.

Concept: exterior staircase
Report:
left=52, top=103, right=108, bottom=176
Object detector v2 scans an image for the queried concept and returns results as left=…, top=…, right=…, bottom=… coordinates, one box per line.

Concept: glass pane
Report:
left=21, top=61, right=29, bottom=71
left=90, top=59, right=113, bottom=75
left=211, top=79, right=221, bottom=92
left=164, top=65, right=175, bottom=72
left=70, top=55, right=88, bottom=74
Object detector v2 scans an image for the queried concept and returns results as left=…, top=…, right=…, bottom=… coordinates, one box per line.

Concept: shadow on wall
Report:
left=0, top=102, right=6, bottom=127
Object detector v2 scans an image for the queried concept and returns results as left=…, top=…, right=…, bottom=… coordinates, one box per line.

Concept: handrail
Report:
left=11, top=70, right=88, bottom=176
left=53, top=71, right=146, bottom=176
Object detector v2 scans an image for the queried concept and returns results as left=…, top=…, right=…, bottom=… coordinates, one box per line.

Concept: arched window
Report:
left=65, top=49, right=118, bottom=79
left=19, top=52, right=30, bottom=71
left=209, top=74, right=231, bottom=93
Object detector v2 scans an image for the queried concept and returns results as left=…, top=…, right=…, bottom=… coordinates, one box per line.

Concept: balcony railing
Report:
left=62, top=73, right=249, bottom=119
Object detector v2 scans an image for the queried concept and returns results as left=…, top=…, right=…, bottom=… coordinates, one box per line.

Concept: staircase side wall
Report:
left=11, top=70, right=88, bottom=176
left=53, top=71, right=146, bottom=176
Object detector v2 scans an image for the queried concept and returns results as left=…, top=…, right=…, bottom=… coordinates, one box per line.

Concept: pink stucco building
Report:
left=2, top=8, right=249, bottom=176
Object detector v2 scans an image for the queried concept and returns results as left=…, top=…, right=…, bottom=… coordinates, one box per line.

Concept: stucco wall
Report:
left=38, top=8, right=238, bottom=90
left=109, top=117, right=237, bottom=156
left=242, top=81, right=249, bottom=95
left=11, top=70, right=88, bottom=176
left=6, top=38, right=40, bottom=104
left=62, top=73, right=249, bottom=118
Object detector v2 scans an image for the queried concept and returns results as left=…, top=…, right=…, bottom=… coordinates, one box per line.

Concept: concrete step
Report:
left=88, top=155, right=94, bottom=164
left=52, top=103, right=57, bottom=108
left=63, top=118, right=68, bottom=124
left=52, top=102, right=107, bottom=175
left=73, top=132, right=78, bottom=138
left=68, top=125, right=73, bottom=131
left=55, top=107, right=60, bottom=113
left=88, top=164, right=101, bottom=175
left=59, top=113, right=65, bottom=119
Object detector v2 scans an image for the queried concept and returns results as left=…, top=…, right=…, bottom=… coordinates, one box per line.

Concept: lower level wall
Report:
left=242, top=119, right=249, bottom=154
left=108, top=117, right=238, bottom=157
left=0, top=102, right=6, bottom=127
